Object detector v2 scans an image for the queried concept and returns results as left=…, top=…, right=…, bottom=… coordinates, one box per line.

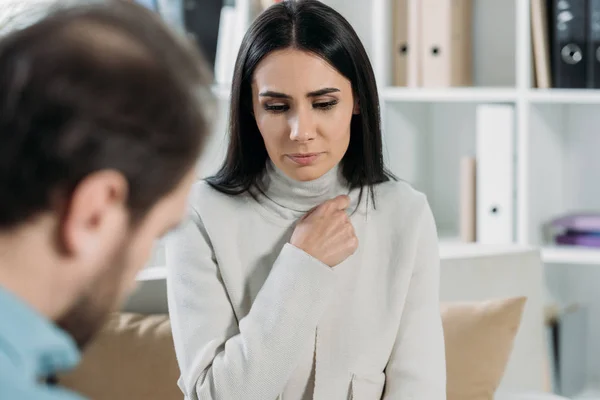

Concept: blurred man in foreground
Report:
left=0, top=1, right=213, bottom=398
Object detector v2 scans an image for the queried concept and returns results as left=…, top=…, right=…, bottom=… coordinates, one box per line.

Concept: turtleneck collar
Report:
left=253, top=161, right=351, bottom=220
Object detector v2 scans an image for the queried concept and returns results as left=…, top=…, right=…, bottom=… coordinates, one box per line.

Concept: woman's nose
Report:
left=289, top=109, right=316, bottom=142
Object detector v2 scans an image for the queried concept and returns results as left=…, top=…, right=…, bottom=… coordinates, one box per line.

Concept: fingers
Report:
left=331, top=209, right=349, bottom=228
left=328, top=212, right=355, bottom=239
left=300, top=204, right=319, bottom=221
left=348, top=235, right=359, bottom=253
left=318, top=195, right=350, bottom=214
left=332, top=195, right=350, bottom=210
left=305, top=194, right=351, bottom=219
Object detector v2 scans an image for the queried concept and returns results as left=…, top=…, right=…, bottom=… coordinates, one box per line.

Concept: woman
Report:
left=166, top=1, right=446, bottom=399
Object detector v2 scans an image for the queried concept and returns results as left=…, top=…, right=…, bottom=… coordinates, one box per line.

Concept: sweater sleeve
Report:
left=165, top=207, right=336, bottom=400
left=382, top=199, right=447, bottom=399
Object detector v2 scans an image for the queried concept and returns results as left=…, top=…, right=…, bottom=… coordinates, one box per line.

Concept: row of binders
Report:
left=215, top=0, right=283, bottom=86
left=462, top=104, right=600, bottom=248
left=532, top=0, right=600, bottom=89
left=392, top=0, right=473, bottom=87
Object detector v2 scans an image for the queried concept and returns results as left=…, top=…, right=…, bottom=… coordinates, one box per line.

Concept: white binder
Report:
left=214, top=5, right=238, bottom=85
left=475, top=104, right=515, bottom=244
left=215, top=0, right=254, bottom=86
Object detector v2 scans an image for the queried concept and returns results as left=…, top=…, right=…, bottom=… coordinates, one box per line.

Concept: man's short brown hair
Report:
left=0, top=0, right=214, bottom=228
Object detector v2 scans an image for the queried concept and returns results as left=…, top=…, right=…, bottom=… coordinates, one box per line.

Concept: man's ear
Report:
left=60, top=171, right=128, bottom=259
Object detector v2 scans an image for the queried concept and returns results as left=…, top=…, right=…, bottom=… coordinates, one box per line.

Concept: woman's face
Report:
left=251, top=49, right=357, bottom=182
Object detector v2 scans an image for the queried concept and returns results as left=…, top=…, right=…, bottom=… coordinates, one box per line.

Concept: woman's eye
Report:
left=264, top=104, right=289, bottom=113
left=313, top=100, right=338, bottom=111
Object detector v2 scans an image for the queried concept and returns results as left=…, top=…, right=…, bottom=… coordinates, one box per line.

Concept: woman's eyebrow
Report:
left=306, top=87, right=340, bottom=97
left=259, top=90, right=291, bottom=99
left=258, top=87, right=340, bottom=99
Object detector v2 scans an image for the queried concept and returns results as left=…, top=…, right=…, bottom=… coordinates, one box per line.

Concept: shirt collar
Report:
left=0, top=285, right=80, bottom=380
left=253, top=161, right=351, bottom=218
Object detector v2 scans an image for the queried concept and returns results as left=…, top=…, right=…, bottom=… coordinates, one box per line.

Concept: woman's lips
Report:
left=286, top=153, right=322, bottom=166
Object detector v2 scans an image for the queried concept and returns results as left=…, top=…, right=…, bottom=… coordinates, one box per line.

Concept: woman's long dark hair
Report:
left=206, top=0, right=395, bottom=208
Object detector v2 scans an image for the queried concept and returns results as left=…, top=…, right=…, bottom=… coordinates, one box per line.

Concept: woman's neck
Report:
left=254, top=161, right=349, bottom=219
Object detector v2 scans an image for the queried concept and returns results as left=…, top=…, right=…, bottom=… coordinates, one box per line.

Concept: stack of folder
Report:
left=549, top=214, right=600, bottom=247
left=532, top=0, right=600, bottom=89
left=391, top=0, right=473, bottom=87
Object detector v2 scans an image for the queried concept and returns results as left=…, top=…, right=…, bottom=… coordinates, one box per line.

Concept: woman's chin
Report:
left=293, top=170, right=321, bottom=182
left=274, top=154, right=339, bottom=182
left=283, top=163, right=333, bottom=182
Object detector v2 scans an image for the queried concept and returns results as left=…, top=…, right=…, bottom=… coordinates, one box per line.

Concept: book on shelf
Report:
left=215, top=0, right=280, bottom=85
left=459, top=156, right=477, bottom=243
left=531, top=0, right=600, bottom=89
left=133, top=0, right=223, bottom=75
left=546, top=213, right=600, bottom=248
left=139, top=0, right=269, bottom=87
left=391, top=0, right=473, bottom=88
left=531, top=0, right=552, bottom=88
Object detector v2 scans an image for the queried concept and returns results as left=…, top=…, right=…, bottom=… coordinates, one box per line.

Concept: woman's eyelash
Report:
left=263, top=100, right=338, bottom=113
left=264, top=104, right=289, bottom=112
left=313, top=100, right=338, bottom=110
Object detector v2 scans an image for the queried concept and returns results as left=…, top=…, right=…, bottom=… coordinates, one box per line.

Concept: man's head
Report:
left=0, top=1, right=213, bottom=348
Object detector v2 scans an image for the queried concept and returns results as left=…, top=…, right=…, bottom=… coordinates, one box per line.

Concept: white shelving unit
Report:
left=138, top=0, right=600, bottom=394
left=528, top=89, right=600, bottom=104
left=340, top=0, right=599, bottom=396
left=380, top=87, right=518, bottom=103
left=543, top=246, right=600, bottom=266
left=342, top=0, right=600, bottom=268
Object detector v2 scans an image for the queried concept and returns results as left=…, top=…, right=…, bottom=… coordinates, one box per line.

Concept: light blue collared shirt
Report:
left=0, top=286, right=85, bottom=400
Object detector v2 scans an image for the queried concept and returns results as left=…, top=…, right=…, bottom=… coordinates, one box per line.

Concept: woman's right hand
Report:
left=290, top=195, right=358, bottom=267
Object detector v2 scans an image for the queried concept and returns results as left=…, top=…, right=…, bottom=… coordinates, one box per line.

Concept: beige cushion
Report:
left=58, top=312, right=181, bottom=400
left=59, top=297, right=526, bottom=400
left=442, top=296, right=527, bottom=400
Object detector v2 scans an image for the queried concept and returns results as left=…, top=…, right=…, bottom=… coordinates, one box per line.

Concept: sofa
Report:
left=438, top=243, right=564, bottom=400
left=57, top=243, right=568, bottom=400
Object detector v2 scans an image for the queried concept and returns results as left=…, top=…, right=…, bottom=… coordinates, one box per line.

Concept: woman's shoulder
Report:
left=368, top=179, right=433, bottom=232
left=368, top=180, right=438, bottom=249
left=187, top=179, right=251, bottom=216
left=373, top=178, right=429, bottom=214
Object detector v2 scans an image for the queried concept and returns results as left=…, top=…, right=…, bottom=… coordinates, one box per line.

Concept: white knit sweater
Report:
left=165, top=162, right=446, bottom=400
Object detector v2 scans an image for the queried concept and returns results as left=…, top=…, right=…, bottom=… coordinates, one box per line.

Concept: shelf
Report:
left=210, top=86, right=600, bottom=104
left=542, top=246, right=600, bottom=266
left=439, top=235, right=462, bottom=245
left=380, top=87, right=518, bottom=103
left=527, top=89, right=600, bottom=104
left=439, top=241, right=537, bottom=260
left=136, top=245, right=537, bottom=280
left=136, top=266, right=167, bottom=282
left=210, top=85, right=527, bottom=104
left=573, top=386, right=600, bottom=399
